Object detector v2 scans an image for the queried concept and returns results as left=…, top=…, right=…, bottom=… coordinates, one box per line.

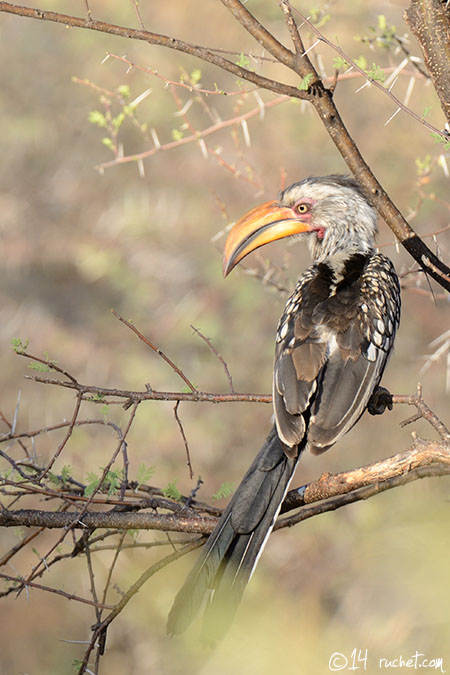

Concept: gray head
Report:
left=223, top=175, right=378, bottom=277
left=278, top=175, right=377, bottom=263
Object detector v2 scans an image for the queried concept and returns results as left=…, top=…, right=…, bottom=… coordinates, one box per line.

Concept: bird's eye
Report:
left=294, top=202, right=310, bottom=214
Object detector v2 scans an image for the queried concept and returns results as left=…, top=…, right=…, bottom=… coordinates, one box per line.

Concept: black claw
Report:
left=367, top=386, right=393, bottom=416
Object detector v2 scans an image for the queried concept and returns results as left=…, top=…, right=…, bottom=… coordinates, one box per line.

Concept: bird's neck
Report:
left=309, top=232, right=375, bottom=266
left=317, top=250, right=372, bottom=291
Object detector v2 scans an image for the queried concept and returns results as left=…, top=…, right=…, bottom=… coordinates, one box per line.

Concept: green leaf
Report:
left=136, top=463, right=156, bottom=488
left=90, top=393, right=105, bottom=401
left=84, top=472, right=100, bottom=497
left=415, top=154, right=432, bottom=176
left=11, top=337, right=29, bottom=353
left=298, top=73, right=314, bottom=91
left=190, top=69, right=202, bottom=86
left=112, top=112, right=125, bottom=131
left=212, top=482, right=235, bottom=502
left=422, top=106, right=432, bottom=119
left=377, top=14, right=387, bottom=32
left=354, top=55, right=368, bottom=71
left=106, top=468, right=122, bottom=496
left=332, top=56, right=349, bottom=70
left=61, top=465, right=72, bottom=483
left=28, top=362, right=51, bottom=372
left=171, top=128, right=184, bottom=141
left=430, top=133, right=450, bottom=149
left=309, top=8, right=331, bottom=28
left=162, top=480, right=182, bottom=501
left=117, top=84, right=130, bottom=98
left=365, top=62, right=385, bottom=82
left=236, top=52, right=251, bottom=69
left=354, top=56, right=385, bottom=82
left=48, top=472, right=60, bottom=485
left=102, top=137, right=114, bottom=150
left=88, top=110, right=107, bottom=128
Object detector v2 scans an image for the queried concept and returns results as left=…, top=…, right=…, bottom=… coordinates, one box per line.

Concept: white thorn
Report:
left=150, top=128, right=160, bottom=149
left=101, top=53, right=110, bottom=65
left=355, top=81, right=370, bottom=94
left=130, top=88, right=152, bottom=108
left=173, top=98, right=193, bottom=117
left=384, top=107, right=401, bottom=126
left=253, top=90, right=265, bottom=120
left=198, top=138, right=208, bottom=159
left=384, top=57, right=408, bottom=89
left=138, top=159, right=145, bottom=178
left=301, top=39, right=320, bottom=57
left=387, top=76, right=399, bottom=93
left=438, top=154, right=449, bottom=178
left=241, top=119, right=251, bottom=147
left=403, top=76, right=415, bottom=107
left=12, top=390, right=21, bottom=435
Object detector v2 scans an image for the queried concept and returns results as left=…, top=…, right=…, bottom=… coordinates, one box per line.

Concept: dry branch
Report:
left=2, top=437, right=449, bottom=535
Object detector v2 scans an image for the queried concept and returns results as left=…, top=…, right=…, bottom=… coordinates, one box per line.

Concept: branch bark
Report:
left=2, top=438, right=448, bottom=534
left=405, top=0, right=450, bottom=124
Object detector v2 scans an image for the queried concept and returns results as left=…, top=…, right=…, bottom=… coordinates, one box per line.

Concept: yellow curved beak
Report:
left=222, top=200, right=311, bottom=277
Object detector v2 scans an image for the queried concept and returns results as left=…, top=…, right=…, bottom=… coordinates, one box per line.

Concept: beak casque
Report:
left=222, top=200, right=311, bottom=277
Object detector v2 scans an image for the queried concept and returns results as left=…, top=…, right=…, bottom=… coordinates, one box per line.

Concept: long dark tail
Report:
left=167, top=427, right=300, bottom=642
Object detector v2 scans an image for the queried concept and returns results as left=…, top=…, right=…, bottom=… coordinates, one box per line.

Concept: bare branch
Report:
left=2, top=438, right=449, bottom=535
left=112, top=310, right=197, bottom=393
left=78, top=539, right=203, bottom=672
left=173, top=401, right=194, bottom=479
left=25, top=373, right=272, bottom=404
left=220, top=0, right=296, bottom=70
left=191, top=325, right=235, bottom=393
left=0, top=572, right=113, bottom=609
left=0, top=2, right=311, bottom=101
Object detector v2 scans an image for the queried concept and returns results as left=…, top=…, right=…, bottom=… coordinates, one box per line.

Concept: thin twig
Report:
left=191, top=325, right=235, bottom=393
left=112, top=310, right=197, bottom=393
left=78, top=539, right=203, bottom=673
left=40, top=391, right=83, bottom=478
left=129, top=0, right=144, bottom=30
left=18, top=403, right=140, bottom=590
left=25, top=373, right=272, bottom=404
left=0, top=572, right=113, bottom=609
left=392, top=384, right=450, bottom=441
left=173, top=401, right=194, bottom=479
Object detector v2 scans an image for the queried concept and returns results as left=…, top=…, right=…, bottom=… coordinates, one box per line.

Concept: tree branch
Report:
left=405, top=0, right=450, bottom=124
left=2, top=438, right=448, bottom=535
left=0, top=2, right=311, bottom=101
left=283, top=1, right=450, bottom=292
left=1, top=1, right=449, bottom=290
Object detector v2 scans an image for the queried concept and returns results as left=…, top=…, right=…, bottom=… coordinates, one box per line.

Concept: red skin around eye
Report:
left=291, top=198, right=325, bottom=239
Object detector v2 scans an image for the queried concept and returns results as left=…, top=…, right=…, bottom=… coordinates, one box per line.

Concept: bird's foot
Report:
left=367, top=386, right=393, bottom=415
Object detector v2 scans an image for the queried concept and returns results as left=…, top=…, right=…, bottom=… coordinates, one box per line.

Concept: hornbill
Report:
left=167, top=175, right=401, bottom=641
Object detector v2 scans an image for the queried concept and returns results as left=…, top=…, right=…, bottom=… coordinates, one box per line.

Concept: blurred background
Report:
left=0, top=1, right=449, bottom=673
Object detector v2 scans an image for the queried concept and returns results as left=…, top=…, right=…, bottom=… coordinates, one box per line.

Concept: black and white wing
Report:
left=273, top=254, right=401, bottom=456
